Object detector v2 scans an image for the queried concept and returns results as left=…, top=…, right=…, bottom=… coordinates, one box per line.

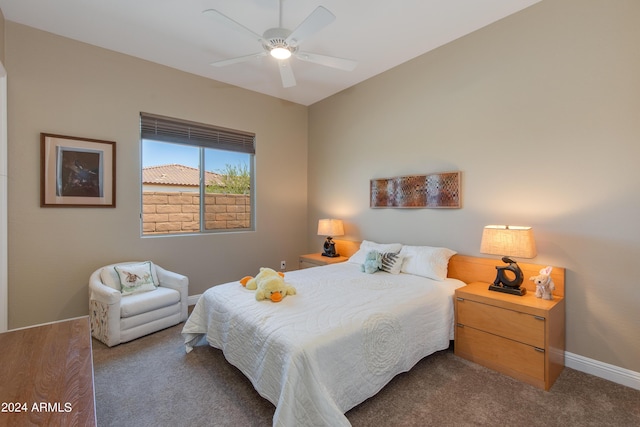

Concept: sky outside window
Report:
left=142, top=140, right=249, bottom=173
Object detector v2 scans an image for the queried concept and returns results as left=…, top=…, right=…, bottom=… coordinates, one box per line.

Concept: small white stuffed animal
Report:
left=529, top=266, right=555, bottom=300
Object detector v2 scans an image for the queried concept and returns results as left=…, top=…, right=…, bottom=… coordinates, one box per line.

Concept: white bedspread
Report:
left=182, top=262, right=465, bottom=427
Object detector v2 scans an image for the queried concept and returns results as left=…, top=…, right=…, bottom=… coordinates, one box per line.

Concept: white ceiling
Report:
left=0, top=0, right=541, bottom=106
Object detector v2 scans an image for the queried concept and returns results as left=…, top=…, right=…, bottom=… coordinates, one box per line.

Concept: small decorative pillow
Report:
left=348, top=240, right=403, bottom=265
left=399, top=245, right=457, bottom=281
left=114, top=261, right=158, bottom=295
left=379, top=252, right=404, bottom=275
left=100, top=261, right=160, bottom=291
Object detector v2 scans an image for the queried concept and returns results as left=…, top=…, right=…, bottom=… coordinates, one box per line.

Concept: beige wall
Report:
left=5, top=22, right=308, bottom=328
left=309, top=0, right=640, bottom=372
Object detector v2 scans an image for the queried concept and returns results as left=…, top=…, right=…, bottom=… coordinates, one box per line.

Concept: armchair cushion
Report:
left=120, top=287, right=180, bottom=318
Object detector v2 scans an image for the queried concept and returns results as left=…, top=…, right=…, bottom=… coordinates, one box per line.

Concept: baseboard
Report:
left=187, top=294, right=201, bottom=306
left=566, top=351, right=640, bottom=391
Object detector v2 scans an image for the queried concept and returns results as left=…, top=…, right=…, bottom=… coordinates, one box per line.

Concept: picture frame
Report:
left=370, top=171, right=461, bottom=209
left=40, top=133, right=116, bottom=207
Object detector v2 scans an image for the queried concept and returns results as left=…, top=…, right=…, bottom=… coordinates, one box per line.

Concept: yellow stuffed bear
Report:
left=240, top=267, right=296, bottom=302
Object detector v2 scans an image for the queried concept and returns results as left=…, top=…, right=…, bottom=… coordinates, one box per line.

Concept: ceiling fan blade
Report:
left=295, top=51, right=357, bottom=71
left=278, top=60, right=296, bottom=88
left=202, top=9, right=264, bottom=42
left=210, top=52, right=266, bottom=67
left=286, top=6, right=335, bottom=46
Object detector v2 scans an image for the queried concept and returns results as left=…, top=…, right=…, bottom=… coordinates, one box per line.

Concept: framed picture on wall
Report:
left=40, top=133, right=116, bottom=207
left=370, top=171, right=461, bottom=209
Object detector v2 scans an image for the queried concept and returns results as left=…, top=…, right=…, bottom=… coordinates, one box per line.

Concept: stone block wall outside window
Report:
left=143, top=191, right=250, bottom=234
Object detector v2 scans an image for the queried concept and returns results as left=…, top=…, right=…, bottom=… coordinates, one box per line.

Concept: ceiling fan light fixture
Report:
left=270, top=47, right=292, bottom=60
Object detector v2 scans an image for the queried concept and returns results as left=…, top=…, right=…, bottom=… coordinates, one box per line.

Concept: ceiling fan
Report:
left=203, top=0, right=357, bottom=88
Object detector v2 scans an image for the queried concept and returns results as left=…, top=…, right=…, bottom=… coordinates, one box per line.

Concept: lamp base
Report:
left=322, top=237, right=339, bottom=258
left=488, top=257, right=526, bottom=296
left=321, top=252, right=341, bottom=258
left=488, top=284, right=527, bottom=296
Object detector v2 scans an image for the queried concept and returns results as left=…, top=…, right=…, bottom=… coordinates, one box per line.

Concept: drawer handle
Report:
left=534, top=315, right=545, bottom=321
left=456, top=323, right=464, bottom=328
left=534, top=347, right=545, bottom=353
left=456, top=297, right=464, bottom=301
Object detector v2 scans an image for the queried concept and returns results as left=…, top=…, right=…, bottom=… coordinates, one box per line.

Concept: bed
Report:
left=182, top=242, right=490, bottom=426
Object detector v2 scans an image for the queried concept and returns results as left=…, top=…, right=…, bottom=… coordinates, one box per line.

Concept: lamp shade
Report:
left=317, top=219, right=344, bottom=237
left=480, top=225, right=537, bottom=258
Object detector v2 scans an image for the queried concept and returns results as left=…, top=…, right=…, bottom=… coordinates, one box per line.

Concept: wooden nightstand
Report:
left=454, top=282, right=565, bottom=390
left=299, top=253, right=349, bottom=269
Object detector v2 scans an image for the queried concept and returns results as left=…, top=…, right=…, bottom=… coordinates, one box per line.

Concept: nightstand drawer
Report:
left=456, top=325, right=545, bottom=383
left=457, top=298, right=545, bottom=348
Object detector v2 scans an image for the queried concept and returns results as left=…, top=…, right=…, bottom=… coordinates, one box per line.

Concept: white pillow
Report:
left=348, top=240, right=403, bottom=265
left=399, top=245, right=457, bottom=281
left=100, top=267, right=122, bottom=291
left=379, top=252, right=405, bottom=275
left=112, top=261, right=159, bottom=295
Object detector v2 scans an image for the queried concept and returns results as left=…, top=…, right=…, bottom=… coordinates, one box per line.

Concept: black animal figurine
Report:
left=489, top=256, right=526, bottom=295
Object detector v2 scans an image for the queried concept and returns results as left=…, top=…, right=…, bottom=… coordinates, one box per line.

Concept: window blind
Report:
left=140, top=112, right=255, bottom=154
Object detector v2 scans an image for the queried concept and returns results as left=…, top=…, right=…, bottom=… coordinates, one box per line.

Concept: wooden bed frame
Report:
left=334, top=239, right=565, bottom=296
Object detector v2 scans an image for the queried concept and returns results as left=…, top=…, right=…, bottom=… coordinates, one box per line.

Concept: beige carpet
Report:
left=92, top=322, right=640, bottom=427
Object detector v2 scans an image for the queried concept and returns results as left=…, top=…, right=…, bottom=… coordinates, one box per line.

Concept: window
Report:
left=140, top=113, right=255, bottom=235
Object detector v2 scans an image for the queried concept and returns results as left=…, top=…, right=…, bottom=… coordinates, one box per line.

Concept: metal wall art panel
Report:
left=370, top=171, right=461, bottom=208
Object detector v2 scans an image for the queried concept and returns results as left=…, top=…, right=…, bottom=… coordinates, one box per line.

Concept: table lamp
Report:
left=480, top=225, right=536, bottom=295
left=317, top=219, right=344, bottom=257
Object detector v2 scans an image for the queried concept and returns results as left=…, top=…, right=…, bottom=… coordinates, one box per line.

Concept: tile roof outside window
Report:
left=142, top=164, right=222, bottom=187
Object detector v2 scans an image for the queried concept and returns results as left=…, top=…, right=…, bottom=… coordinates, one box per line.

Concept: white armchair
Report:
left=89, top=261, right=188, bottom=347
